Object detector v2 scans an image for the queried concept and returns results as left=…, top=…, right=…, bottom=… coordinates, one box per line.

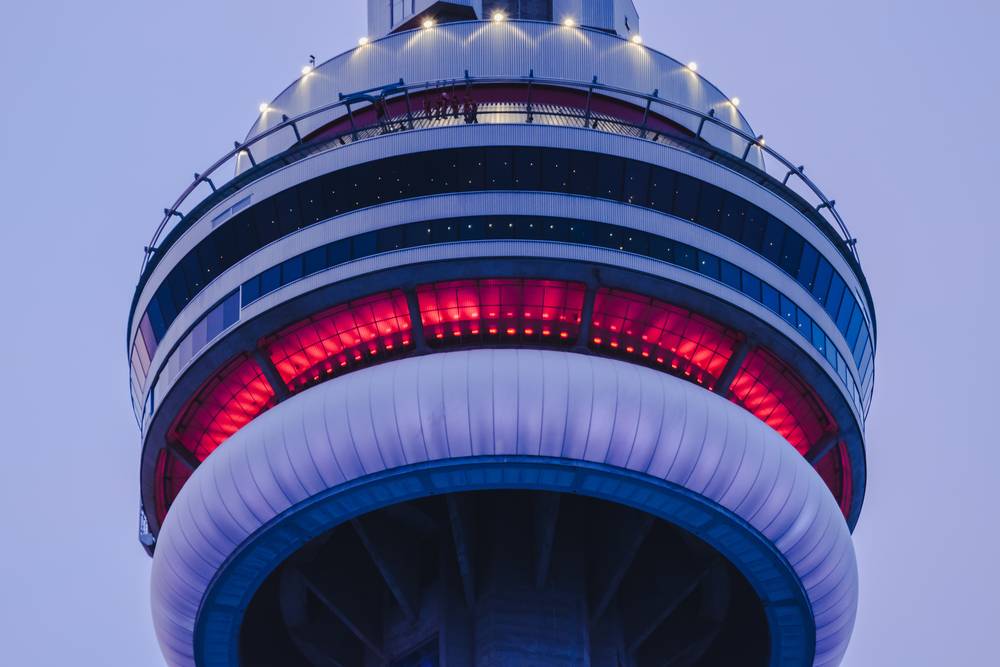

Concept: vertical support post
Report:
left=639, top=89, right=657, bottom=138
left=526, top=70, right=534, bottom=123
left=404, top=288, right=429, bottom=353
left=584, top=76, right=597, bottom=128
left=715, top=337, right=752, bottom=396
left=696, top=108, right=715, bottom=139
left=574, top=283, right=599, bottom=352
left=253, top=349, right=291, bottom=401
left=344, top=101, right=358, bottom=140
left=282, top=114, right=302, bottom=143
left=403, top=87, right=415, bottom=129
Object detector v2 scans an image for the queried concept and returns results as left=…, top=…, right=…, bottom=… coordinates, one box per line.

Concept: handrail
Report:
left=135, top=74, right=873, bottom=341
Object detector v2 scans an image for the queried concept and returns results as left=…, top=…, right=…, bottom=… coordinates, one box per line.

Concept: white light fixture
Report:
left=492, top=12, right=506, bottom=21
left=631, top=34, right=643, bottom=44
left=687, top=61, right=698, bottom=72
left=301, top=65, right=313, bottom=75
left=358, top=36, right=370, bottom=46
left=422, top=18, right=435, bottom=28
left=258, top=103, right=270, bottom=113
left=562, top=17, right=576, bottom=27
left=730, top=97, right=741, bottom=107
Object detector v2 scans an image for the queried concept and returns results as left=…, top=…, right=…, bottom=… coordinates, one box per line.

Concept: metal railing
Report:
left=137, top=74, right=869, bottom=322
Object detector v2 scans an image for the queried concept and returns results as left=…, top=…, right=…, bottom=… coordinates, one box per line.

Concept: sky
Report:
left=0, top=1, right=996, bottom=664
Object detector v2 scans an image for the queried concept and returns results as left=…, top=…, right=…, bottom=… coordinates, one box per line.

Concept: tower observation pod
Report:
left=128, top=2, right=876, bottom=665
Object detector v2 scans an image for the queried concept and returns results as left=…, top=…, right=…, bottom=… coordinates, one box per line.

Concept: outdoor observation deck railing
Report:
left=135, top=74, right=874, bottom=345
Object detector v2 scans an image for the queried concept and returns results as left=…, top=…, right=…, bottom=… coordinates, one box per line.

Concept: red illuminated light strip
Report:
left=156, top=281, right=849, bottom=522
left=728, top=348, right=835, bottom=456
left=588, top=289, right=738, bottom=389
left=264, top=291, right=413, bottom=392
left=417, top=279, right=585, bottom=344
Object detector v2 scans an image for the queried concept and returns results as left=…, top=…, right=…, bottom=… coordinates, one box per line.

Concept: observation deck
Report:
left=129, top=6, right=875, bottom=667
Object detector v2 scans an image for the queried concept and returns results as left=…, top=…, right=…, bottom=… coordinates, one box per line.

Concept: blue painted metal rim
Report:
left=193, top=456, right=816, bottom=666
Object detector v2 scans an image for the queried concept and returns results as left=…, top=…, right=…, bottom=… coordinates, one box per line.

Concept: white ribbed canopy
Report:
left=151, top=349, right=857, bottom=666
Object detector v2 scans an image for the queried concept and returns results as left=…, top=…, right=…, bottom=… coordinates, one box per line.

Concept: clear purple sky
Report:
left=0, top=1, right=996, bottom=664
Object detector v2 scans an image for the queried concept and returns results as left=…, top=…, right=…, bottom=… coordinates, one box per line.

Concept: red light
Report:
left=417, top=279, right=585, bottom=348
left=728, top=348, right=836, bottom=456
left=167, top=354, right=276, bottom=463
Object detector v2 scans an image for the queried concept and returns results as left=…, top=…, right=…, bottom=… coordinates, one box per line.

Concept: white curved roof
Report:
left=244, top=19, right=754, bottom=163
left=151, top=349, right=856, bottom=666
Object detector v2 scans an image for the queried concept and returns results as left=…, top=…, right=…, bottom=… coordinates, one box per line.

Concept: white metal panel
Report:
left=150, top=349, right=858, bottom=667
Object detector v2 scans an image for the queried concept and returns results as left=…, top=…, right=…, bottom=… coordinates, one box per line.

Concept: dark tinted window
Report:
left=140, top=146, right=870, bottom=383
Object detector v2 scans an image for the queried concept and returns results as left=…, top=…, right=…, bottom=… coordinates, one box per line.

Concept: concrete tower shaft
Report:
left=129, top=4, right=874, bottom=666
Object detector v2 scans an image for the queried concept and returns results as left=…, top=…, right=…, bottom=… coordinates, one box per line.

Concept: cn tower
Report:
left=128, top=2, right=875, bottom=665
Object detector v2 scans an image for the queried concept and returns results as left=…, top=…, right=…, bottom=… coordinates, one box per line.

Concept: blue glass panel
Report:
left=762, top=283, right=780, bottom=314
left=741, top=272, right=762, bottom=301
left=697, top=251, right=720, bottom=280
left=241, top=275, right=260, bottom=306
left=797, top=243, right=819, bottom=290
left=780, top=294, right=797, bottom=325
left=720, top=260, right=741, bottom=290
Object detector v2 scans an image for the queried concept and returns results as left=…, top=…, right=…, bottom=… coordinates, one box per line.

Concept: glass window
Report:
left=812, top=320, right=827, bottom=354
left=780, top=293, right=797, bottom=325
left=241, top=275, right=260, bottom=306
left=797, top=243, right=819, bottom=290
left=567, top=219, right=593, bottom=244
left=695, top=184, right=723, bottom=231
left=845, top=305, right=864, bottom=349
left=541, top=149, right=569, bottom=192
left=741, top=272, right=762, bottom=302
left=567, top=151, right=596, bottom=194
left=485, top=147, right=515, bottom=189
left=697, top=251, right=720, bottom=280
left=595, top=156, right=625, bottom=200
left=741, top=206, right=766, bottom=251
left=836, top=293, right=855, bottom=333
left=824, top=274, right=846, bottom=321
left=647, top=167, right=675, bottom=212
left=260, top=265, right=281, bottom=296
left=513, top=148, right=541, bottom=190
left=281, top=255, right=303, bottom=284
left=778, top=231, right=804, bottom=276
left=720, top=260, right=741, bottom=290
left=648, top=235, right=674, bottom=263
left=762, top=283, right=780, bottom=314
left=761, top=214, right=784, bottom=263
left=811, top=258, right=834, bottom=305
left=672, top=173, right=700, bottom=222
left=719, top=192, right=744, bottom=242
left=623, top=161, right=650, bottom=206
left=675, top=242, right=697, bottom=270
left=304, top=246, right=326, bottom=275
left=796, top=305, right=811, bottom=337
left=327, top=238, right=351, bottom=266
left=352, top=231, right=377, bottom=258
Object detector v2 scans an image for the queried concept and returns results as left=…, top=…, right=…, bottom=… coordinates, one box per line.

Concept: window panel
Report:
left=590, top=288, right=739, bottom=388
left=728, top=348, right=836, bottom=455
left=418, top=279, right=584, bottom=347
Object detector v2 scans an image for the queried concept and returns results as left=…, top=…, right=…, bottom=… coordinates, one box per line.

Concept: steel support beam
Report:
left=299, top=568, right=385, bottom=660
left=350, top=515, right=420, bottom=621
left=588, top=508, right=654, bottom=624
left=532, top=492, right=561, bottom=589
left=447, top=494, right=476, bottom=608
